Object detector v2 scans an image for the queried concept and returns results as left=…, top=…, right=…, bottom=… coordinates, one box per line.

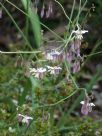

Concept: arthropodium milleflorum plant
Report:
left=0, top=0, right=101, bottom=135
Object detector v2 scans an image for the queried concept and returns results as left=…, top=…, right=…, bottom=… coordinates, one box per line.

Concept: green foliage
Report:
left=21, top=0, right=41, bottom=48
left=0, top=0, right=102, bottom=135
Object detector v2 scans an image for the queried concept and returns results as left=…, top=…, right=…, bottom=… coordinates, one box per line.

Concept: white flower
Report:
left=18, top=114, right=33, bottom=126
left=46, top=66, right=62, bottom=75
left=29, top=67, right=46, bottom=79
left=22, top=115, right=33, bottom=124
left=45, top=50, right=61, bottom=61
left=80, top=101, right=95, bottom=107
left=8, top=127, right=15, bottom=133
left=45, top=53, right=53, bottom=60
left=72, top=29, right=88, bottom=40
left=50, top=50, right=60, bottom=55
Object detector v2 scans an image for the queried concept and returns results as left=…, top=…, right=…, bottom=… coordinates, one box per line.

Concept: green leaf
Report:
left=21, top=0, right=41, bottom=48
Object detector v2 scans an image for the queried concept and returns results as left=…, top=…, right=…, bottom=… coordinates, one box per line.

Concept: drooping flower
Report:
left=65, top=41, right=75, bottom=63
left=72, top=29, right=88, bottom=40
left=80, top=97, right=95, bottom=115
left=72, top=61, right=80, bottom=74
left=45, top=50, right=61, bottom=62
left=47, top=65, right=62, bottom=75
left=29, top=67, right=46, bottom=79
left=18, top=114, right=33, bottom=126
left=41, top=3, right=45, bottom=18
left=46, top=1, right=53, bottom=18
left=74, top=39, right=81, bottom=58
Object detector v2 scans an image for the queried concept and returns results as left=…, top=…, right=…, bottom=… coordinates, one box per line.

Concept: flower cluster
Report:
left=29, top=67, right=46, bottom=79
left=29, top=28, right=88, bottom=79
left=29, top=65, right=62, bottom=79
left=65, top=29, right=88, bottom=73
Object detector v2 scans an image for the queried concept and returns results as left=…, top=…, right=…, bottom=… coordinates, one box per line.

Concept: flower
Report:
left=80, top=99, right=95, bottom=115
left=18, top=114, right=33, bottom=126
left=29, top=67, right=46, bottom=79
left=47, top=65, right=62, bottom=75
left=72, top=29, right=88, bottom=40
left=45, top=50, right=61, bottom=62
left=72, top=61, right=80, bottom=73
left=46, top=1, right=53, bottom=18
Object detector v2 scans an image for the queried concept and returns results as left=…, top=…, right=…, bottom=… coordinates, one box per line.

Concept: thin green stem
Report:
left=64, top=61, right=79, bottom=89
left=38, top=89, right=78, bottom=108
left=54, top=0, right=72, bottom=23
left=25, top=0, right=29, bottom=38
left=0, top=50, right=41, bottom=54
left=76, top=0, right=82, bottom=24
left=85, top=50, right=102, bottom=57
left=67, top=0, right=76, bottom=31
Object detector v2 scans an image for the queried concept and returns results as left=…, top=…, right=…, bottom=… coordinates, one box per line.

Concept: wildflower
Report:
left=72, top=29, right=88, bottom=40
left=65, top=42, right=75, bottom=63
left=18, top=114, right=33, bottom=126
left=47, top=65, right=62, bottom=75
left=74, top=39, right=81, bottom=58
left=72, top=61, right=80, bottom=73
left=45, top=50, right=61, bottom=62
left=29, top=67, right=46, bottom=79
left=80, top=97, right=95, bottom=115
left=46, top=1, right=53, bottom=18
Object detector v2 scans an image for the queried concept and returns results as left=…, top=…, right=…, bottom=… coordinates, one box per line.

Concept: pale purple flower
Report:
left=45, top=50, right=61, bottom=62
left=18, top=114, right=33, bottom=126
left=65, top=39, right=82, bottom=73
left=46, top=1, right=53, bottom=18
left=65, top=41, right=76, bottom=64
left=18, top=114, right=23, bottom=126
left=47, top=66, right=62, bottom=75
left=80, top=99, right=95, bottom=115
left=72, top=61, right=80, bottom=73
left=29, top=67, right=46, bottom=79
left=74, top=39, right=81, bottom=58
